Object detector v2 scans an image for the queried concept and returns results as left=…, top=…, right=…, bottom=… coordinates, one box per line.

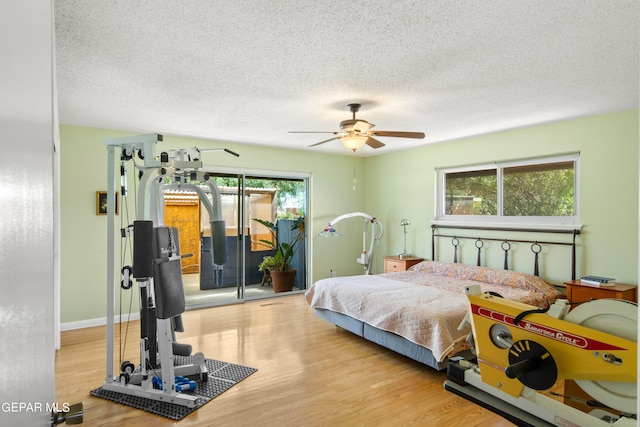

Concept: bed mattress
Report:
left=305, top=261, right=562, bottom=363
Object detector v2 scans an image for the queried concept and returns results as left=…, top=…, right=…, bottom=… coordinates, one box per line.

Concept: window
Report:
left=436, top=154, right=579, bottom=228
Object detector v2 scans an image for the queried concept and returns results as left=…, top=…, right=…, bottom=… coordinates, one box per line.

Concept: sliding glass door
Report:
left=165, top=171, right=307, bottom=308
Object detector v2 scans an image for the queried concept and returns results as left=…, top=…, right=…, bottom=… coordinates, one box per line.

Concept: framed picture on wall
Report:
left=96, top=191, right=119, bottom=215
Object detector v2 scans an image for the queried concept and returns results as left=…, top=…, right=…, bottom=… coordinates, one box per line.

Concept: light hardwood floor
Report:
left=56, top=294, right=516, bottom=426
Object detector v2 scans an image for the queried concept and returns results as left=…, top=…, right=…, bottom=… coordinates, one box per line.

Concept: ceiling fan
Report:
left=289, top=103, right=425, bottom=152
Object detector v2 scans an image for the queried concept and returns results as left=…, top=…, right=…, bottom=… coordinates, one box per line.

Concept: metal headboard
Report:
left=431, top=224, right=580, bottom=280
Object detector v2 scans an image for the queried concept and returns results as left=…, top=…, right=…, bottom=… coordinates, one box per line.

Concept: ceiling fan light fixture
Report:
left=292, top=102, right=424, bottom=150
left=341, top=135, right=368, bottom=151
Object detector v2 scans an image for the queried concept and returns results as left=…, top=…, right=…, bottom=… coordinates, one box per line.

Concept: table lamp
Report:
left=400, top=218, right=411, bottom=259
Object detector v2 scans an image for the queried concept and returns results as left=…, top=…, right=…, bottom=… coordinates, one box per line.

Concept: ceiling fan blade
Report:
left=289, top=131, right=337, bottom=134
left=365, top=137, right=385, bottom=149
left=371, top=130, right=425, bottom=139
left=309, top=136, right=341, bottom=147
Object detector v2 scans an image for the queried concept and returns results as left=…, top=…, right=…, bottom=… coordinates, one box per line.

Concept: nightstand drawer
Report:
left=383, top=256, right=424, bottom=273
left=570, top=286, right=627, bottom=302
left=385, top=259, right=405, bottom=272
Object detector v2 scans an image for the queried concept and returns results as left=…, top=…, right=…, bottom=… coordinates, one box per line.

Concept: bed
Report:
left=305, top=225, right=579, bottom=370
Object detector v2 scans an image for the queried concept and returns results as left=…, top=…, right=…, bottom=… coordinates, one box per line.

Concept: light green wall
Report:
left=60, top=109, right=639, bottom=324
left=364, top=109, right=639, bottom=285
left=59, top=125, right=366, bottom=324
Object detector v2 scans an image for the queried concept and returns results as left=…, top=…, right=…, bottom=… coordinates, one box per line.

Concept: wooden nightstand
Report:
left=562, top=279, right=637, bottom=414
left=563, top=280, right=638, bottom=305
left=383, top=256, right=424, bottom=273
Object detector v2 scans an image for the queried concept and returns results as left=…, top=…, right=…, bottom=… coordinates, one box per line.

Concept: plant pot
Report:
left=269, top=269, right=297, bottom=293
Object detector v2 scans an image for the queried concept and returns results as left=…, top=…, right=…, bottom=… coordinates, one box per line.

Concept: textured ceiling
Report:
left=55, top=1, right=639, bottom=156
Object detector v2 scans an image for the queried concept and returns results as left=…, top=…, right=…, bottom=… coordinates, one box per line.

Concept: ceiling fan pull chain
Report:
left=353, top=154, right=357, bottom=191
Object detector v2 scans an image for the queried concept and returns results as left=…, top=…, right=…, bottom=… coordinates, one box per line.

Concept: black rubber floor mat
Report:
left=90, top=356, right=257, bottom=420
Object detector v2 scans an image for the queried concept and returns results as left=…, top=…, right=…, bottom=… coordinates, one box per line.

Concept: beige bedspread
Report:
left=305, top=261, right=562, bottom=362
left=305, top=274, right=470, bottom=362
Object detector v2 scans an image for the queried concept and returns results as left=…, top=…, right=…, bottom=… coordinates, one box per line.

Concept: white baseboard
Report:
left=61, top=312, right=141, bottom=331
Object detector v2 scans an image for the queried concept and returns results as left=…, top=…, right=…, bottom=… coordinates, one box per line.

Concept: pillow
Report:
left=409, top=260, right=553, bottom=293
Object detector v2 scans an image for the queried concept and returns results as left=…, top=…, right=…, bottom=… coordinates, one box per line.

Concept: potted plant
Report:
left=254, top=216, right=305, bottom=292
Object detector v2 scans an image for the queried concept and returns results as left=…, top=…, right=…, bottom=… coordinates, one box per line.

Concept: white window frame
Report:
left=434, top=153, right=581, bottom=231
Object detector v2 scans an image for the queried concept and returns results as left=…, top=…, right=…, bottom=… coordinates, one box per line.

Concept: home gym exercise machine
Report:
left=445, top=284, right=637, bottom=426
left=101, top=134, right=237, bottom=407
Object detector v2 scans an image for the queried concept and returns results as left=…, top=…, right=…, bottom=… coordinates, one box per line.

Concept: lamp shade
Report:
left=400, top=218, right=411, bottom=226
left=341, top=135, right=368, bottom=151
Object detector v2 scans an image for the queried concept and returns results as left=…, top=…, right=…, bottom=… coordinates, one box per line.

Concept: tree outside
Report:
left=445, top=163, right=574, bottom=217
